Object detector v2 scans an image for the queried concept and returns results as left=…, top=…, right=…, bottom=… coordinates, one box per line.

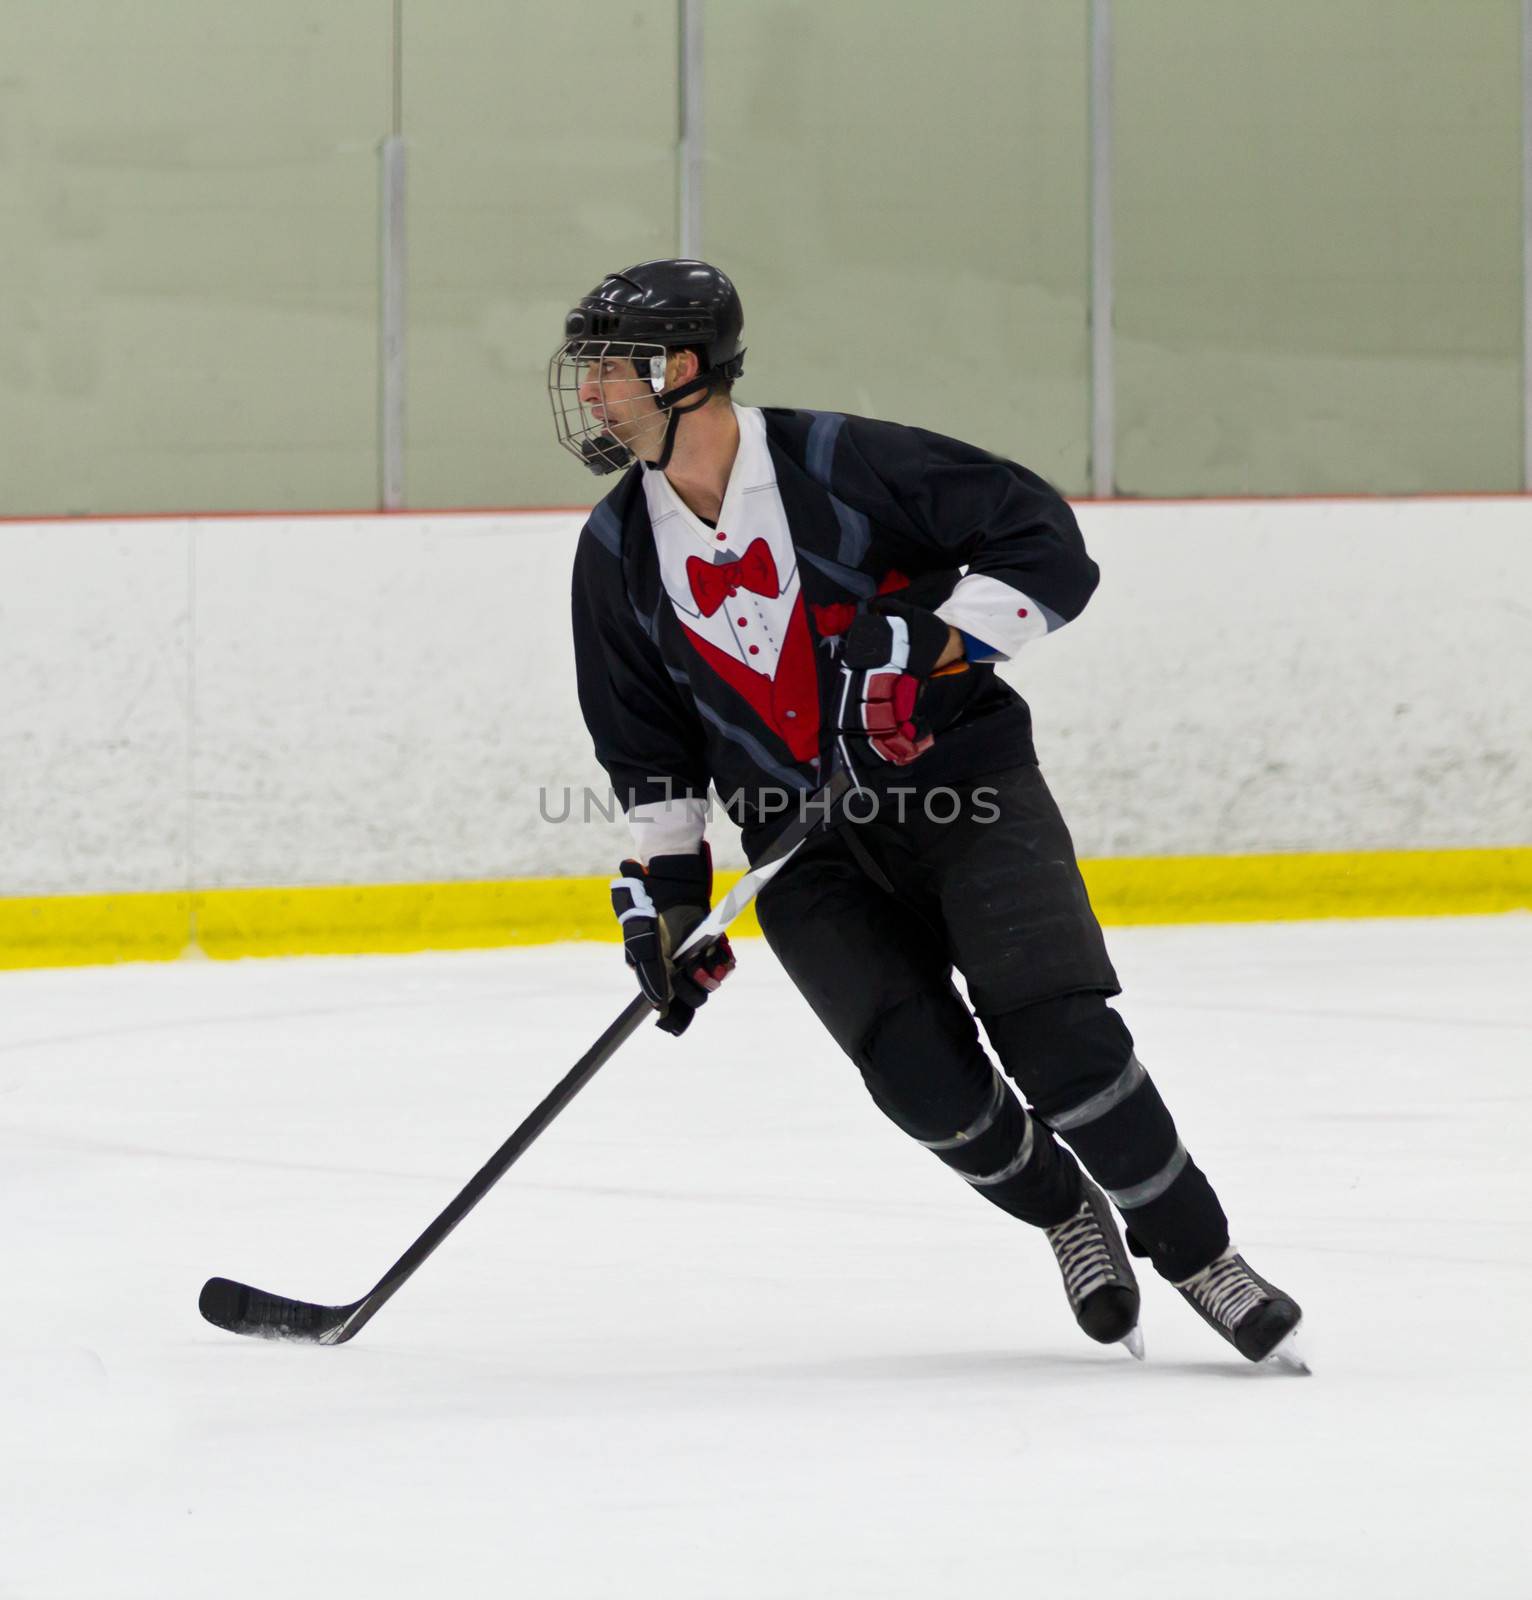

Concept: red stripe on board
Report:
left=0, top=504, right=596, bottom=526
left=1075, top=488, right=1532, bottom=507
left=2, top=489, right=1530, bottom=526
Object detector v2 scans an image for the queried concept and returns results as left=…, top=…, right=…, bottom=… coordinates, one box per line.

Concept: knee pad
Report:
left=983, top=991, right=1135, bottom=1120
left=854, top=987, right=996, bottom=1144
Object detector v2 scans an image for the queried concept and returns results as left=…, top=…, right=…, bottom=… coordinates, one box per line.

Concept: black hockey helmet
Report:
left=549, top=259, right=746, bottom=475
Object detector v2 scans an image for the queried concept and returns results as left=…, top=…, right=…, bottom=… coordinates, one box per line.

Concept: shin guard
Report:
left=857, top=991, right=1082, bottom=1229
left=984, top=993, right=1230, bottom=1282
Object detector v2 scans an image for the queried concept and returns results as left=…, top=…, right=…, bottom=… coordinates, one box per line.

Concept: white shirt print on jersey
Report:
left=642, top=405, right=801, bottom=680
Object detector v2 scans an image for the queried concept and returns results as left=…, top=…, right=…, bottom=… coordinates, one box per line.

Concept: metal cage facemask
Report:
left=547, top=340, right=671, bottom=476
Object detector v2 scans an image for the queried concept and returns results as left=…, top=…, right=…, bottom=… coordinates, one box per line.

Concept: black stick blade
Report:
left=199, top=1276, right=357, bottom=1344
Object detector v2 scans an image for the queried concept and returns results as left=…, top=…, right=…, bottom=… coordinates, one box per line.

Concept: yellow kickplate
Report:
left=1078, top=847, right=1532, bottom=925
left=191, top=878, right=623, bottom=959
left=0, top=891, right=194, bottom=970
left=0, top=847, right=1527, bottom=970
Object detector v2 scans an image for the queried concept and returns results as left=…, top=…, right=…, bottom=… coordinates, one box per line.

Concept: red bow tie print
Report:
left=686, top=538, right=781, bottom=617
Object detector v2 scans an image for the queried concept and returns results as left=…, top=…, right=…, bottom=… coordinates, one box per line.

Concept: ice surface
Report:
left=3, top=916, right=1529, bottom=1598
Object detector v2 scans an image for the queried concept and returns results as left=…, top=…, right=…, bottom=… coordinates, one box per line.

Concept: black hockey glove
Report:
left=837, top=598, right=961, bottom=767
left=610, top=848, right=736, bottom=1037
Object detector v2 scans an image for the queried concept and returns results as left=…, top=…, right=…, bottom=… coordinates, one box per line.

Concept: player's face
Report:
left=577, top=356, right=663, bottom=452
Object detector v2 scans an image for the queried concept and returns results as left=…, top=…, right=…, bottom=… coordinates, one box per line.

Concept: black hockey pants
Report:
left=756, top=763, right=1230, bottom=1283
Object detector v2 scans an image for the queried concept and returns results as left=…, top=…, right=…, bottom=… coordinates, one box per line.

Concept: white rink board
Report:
left=2, top=917, right=1529, bottom=1598
left=2, top=496, right=1529, bottom=894
left=0, top=520, right=193, bottom=892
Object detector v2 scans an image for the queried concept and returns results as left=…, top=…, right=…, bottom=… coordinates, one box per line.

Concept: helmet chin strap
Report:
left=646, top=371, right=719, bottom=472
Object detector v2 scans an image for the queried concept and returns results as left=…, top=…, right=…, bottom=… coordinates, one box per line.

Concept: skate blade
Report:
left=1264, top=1327, right=1310, bottom=1375
left=1121, top=1325, right=1146, bottom=1361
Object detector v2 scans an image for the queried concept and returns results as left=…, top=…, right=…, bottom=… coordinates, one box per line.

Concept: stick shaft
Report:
left=334, top=992, right=652, bottom=1340
left=330, top=773, right=847, bottom=1342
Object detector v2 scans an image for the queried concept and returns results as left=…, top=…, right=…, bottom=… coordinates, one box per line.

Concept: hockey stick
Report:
left=198, top=769, right=850, bottom=1345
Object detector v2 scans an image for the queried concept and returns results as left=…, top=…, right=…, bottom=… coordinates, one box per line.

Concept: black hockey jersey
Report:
left=570, top=406, right=1099, bottom=861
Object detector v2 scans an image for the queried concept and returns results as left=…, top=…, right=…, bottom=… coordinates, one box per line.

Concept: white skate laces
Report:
left=1046, top=1201, right=1122, bottom=1309
left=1177, top=1248, right=1268, bottom=1331
left=1174, top=1245, right=1308, bottom=1370
left=1044, top=1183, right=1143, bottom=1355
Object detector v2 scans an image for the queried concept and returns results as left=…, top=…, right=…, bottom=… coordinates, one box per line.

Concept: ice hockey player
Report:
left=551, top=258, right=1303, bottom=1366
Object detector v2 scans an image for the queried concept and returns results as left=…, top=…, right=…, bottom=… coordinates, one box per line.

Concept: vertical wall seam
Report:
left=679, top=0, right=704, bottom=258
left=185, top=523, right=198, bottom=949
left=1090, top=0, right=1115, bottom=499
left=1522, top=0, right=1531, bottom=489
left=392, top=0, right=404, bottom=137
left=381, top=138, right=407, bottom=511
left=380, top=2, right=406, bottom=511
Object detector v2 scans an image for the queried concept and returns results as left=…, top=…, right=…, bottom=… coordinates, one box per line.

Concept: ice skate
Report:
left=1175, top=1247, right=1305, bottom=1370
left=1045, top=1179, right=1143, bottom=1357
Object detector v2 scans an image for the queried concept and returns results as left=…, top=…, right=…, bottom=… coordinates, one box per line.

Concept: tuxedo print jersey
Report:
left=570, top=404, right=1098, bottom=861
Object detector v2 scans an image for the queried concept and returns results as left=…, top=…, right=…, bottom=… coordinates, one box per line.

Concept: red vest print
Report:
left=680, top=599, right=821, bottom=764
